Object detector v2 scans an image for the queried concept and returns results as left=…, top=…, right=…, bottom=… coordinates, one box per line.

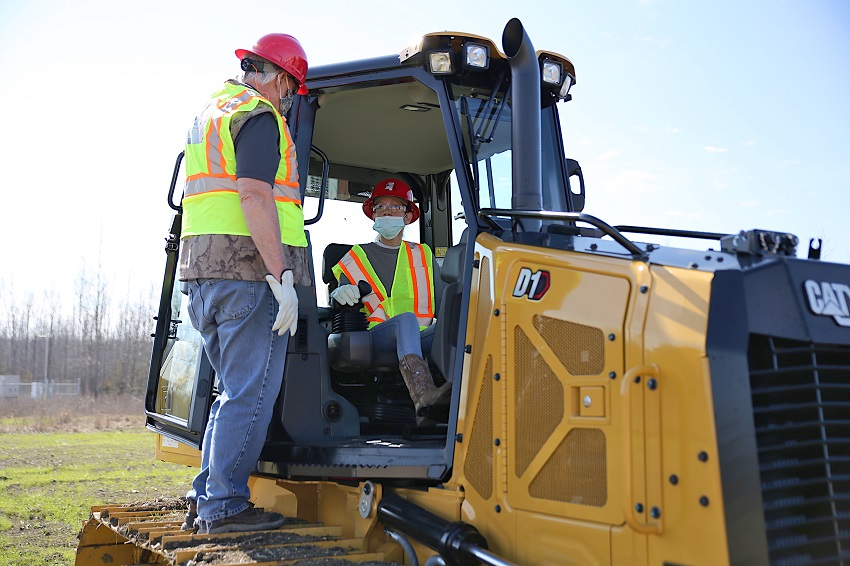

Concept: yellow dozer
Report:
left=77, top=18, right=850, bottom=566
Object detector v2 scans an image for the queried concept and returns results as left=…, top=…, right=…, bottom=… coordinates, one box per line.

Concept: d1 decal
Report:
left=512, top=268, right=551, bottom=301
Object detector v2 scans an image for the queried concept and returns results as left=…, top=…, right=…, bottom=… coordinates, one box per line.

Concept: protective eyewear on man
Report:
left=372, top=203, right=408, bottom=213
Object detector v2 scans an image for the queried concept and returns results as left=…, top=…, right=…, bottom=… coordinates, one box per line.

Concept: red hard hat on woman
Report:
left=362, top=178, right=420, bottom=222
left=236, top=33, right=309, bottom=94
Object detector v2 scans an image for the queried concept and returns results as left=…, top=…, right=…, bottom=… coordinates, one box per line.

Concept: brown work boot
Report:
left=399, top=354, right=451, bottom=426
left=180, top=499, right=197, bottom=532
left=197, top=506, right=288, bottom=535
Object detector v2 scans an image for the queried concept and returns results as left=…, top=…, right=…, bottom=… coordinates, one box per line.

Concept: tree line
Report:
left=0, top=268, right=158, bottom=398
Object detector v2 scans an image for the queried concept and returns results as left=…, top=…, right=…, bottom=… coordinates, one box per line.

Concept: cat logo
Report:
left=804, top=279, right=850, bottom=327
left=512, top=268, right=551, bottom=301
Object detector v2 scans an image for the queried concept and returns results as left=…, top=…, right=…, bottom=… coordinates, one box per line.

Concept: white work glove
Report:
left=329, top=284, right=361, bottom=306
left=265, top=270, right=299, bottom=336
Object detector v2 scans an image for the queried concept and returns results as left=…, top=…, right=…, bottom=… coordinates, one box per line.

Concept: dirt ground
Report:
left=0, top=395, right=144, bottom=433
left=0, top=395, right=186, bottom=566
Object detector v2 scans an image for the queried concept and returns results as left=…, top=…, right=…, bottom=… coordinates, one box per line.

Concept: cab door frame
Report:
left=143, top=153, right=215, bottom=449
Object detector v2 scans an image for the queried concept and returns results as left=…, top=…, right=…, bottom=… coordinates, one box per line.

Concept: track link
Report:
left=75, top=498, right=392, bottom=565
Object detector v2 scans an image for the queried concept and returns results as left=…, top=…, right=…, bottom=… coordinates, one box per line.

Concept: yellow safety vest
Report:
left=181, top=81, right=307, bottom=247
left=332, top=243, right=435, bottom=330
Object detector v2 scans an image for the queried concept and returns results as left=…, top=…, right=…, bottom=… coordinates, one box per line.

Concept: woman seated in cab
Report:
left=331, top=178, right=450, bottom=425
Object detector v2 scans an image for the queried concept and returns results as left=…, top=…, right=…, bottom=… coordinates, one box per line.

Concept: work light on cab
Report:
left=428, top=50, right=453, bottom=74
left=559, top=72, right=575, bottom=99
left=541, top=59, right=563, bottom=87
left=462, top=42, right=489, bottom=70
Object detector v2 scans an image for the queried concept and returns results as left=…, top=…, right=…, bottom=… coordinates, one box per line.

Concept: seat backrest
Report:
left=441, top=241, right=466, bottom=285
left=440, top=228, right=469, bottom=285
left=431, top=233, right=470, bottom=382
left=322, top=243, right=353, bottom=292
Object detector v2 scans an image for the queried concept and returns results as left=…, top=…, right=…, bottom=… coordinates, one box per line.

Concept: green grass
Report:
left=0, top=416, right=30, bottom=427
left=0, top=428, right=196, bottom=566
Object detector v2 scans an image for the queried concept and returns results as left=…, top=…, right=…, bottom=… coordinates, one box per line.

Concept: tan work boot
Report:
left=399, top=354, right=451, bottom=426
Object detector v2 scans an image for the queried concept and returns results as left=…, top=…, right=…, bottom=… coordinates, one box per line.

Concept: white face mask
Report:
left=372, top=216, right=406, bottom=239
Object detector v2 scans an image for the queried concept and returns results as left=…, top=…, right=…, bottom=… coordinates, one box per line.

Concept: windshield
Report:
left=456, top=91, right=571, bottom=214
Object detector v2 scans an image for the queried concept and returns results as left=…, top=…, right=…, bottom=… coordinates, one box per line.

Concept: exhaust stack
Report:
left=502, top=18, right=542, bottom=218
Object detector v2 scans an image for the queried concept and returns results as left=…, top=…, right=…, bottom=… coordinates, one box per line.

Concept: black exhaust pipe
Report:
left=502, top=18, right=542, bottom=224
left=378, top=493, right=516, bottom=566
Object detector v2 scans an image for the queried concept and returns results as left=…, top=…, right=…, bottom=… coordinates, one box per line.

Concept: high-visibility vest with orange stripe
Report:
left=181, top=81, right=307, bottom=247
left=332, top=243, right=435, bottom=330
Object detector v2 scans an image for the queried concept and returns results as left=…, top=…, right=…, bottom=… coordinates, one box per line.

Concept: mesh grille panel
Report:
left=464, top=355, right=494, bottom=499
left=529, top=428, right=607, bottom=506
left=474, top=256, right=493, bottom=348
left=515, top=326, right=564, bottom=477
left=748, top=334, right=850, bottom=564
left=533, top=314, right=605, bottom=375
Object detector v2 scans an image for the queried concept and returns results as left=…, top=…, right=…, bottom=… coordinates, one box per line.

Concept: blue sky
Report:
left=1, top=0, right=848, bottom=308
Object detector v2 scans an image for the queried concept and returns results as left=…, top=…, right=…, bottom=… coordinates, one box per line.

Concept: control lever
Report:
left=356, top=280, right=373, bottom=305
left=332, top=281, right=373, bottom=333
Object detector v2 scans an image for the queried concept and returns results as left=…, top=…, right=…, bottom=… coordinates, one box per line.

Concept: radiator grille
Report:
left=465, top=355, right=494, bottom=499
left=533, top=314, right=605, bottom=375
left=515, top=326, right=564, bottom=477
left=529, top=428, right=607, bottom=506
left=748, top=334, right=850, bottom=565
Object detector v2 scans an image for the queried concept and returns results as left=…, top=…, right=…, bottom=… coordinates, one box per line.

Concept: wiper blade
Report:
left=462, top=96, right=480, bottom=199
left=471, top=72, right=507, bottom=151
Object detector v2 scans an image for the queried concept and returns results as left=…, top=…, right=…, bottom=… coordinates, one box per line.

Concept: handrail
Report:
left=167, top=151, right=185, bottom=212
left=615, top=225, right=729, bottom=241
left=478, top=209, right=648, bottom=261
left=304, top=145, right=330, bottom=226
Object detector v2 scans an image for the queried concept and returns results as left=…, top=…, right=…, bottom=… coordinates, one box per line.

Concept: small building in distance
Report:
left=0, top=375, right=21, bottom=397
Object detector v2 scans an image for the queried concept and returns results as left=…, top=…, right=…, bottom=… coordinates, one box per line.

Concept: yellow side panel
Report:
left=611, top=524, right=648, bottom=566
left=501, top=250, right=631, bottom=528
left=155, top=433, right=201, bottom=468
left=641, top=265, right=730, bottom=565
left=453, top=234, right=652, bottom=564
left=516, top=511, right=611, bottom=566
left=453, top=234, right=732, bottom=564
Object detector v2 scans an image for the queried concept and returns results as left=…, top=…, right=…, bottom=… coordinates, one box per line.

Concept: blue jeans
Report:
left=370, top=311, right=433, bottom=359
left=184, top=278, right=289, bottom=523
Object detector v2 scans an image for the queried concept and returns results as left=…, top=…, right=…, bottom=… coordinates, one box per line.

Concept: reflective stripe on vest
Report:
left=181, top=81, right=306, bottom=247
left=332, top=243, right=435, bottom=330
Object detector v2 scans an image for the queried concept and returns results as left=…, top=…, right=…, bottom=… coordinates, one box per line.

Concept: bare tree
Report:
left=1, top=264, right=158, bottom=399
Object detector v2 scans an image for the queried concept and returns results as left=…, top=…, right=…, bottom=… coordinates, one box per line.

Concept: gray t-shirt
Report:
left=339, top=241, right=445, bottom=312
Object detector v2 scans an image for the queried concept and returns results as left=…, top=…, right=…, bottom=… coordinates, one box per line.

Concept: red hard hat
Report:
left=236, top=33, right=309, bottom=95
left=362, top=178, right=420, bottom=222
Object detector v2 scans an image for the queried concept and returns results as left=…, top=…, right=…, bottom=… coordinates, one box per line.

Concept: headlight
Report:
left=559, top=73, right=575, bottom=99
left=541, top=60, right=563, bottom=86
left=462, top=42, right=489, bottom=70
left=428, top=51, right=454, bottom=74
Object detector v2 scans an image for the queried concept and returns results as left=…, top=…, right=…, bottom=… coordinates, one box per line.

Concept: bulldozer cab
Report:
left=144, top=25, right=582, bottom=481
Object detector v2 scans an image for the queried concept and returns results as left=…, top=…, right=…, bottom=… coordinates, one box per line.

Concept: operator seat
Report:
left=322, top=243, right=429, bottom=425
left=321, top=243, right=399, bottom=371
left=321, top=239, right=465, bottom=426
left=322, top=243, right=445, bottom=372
